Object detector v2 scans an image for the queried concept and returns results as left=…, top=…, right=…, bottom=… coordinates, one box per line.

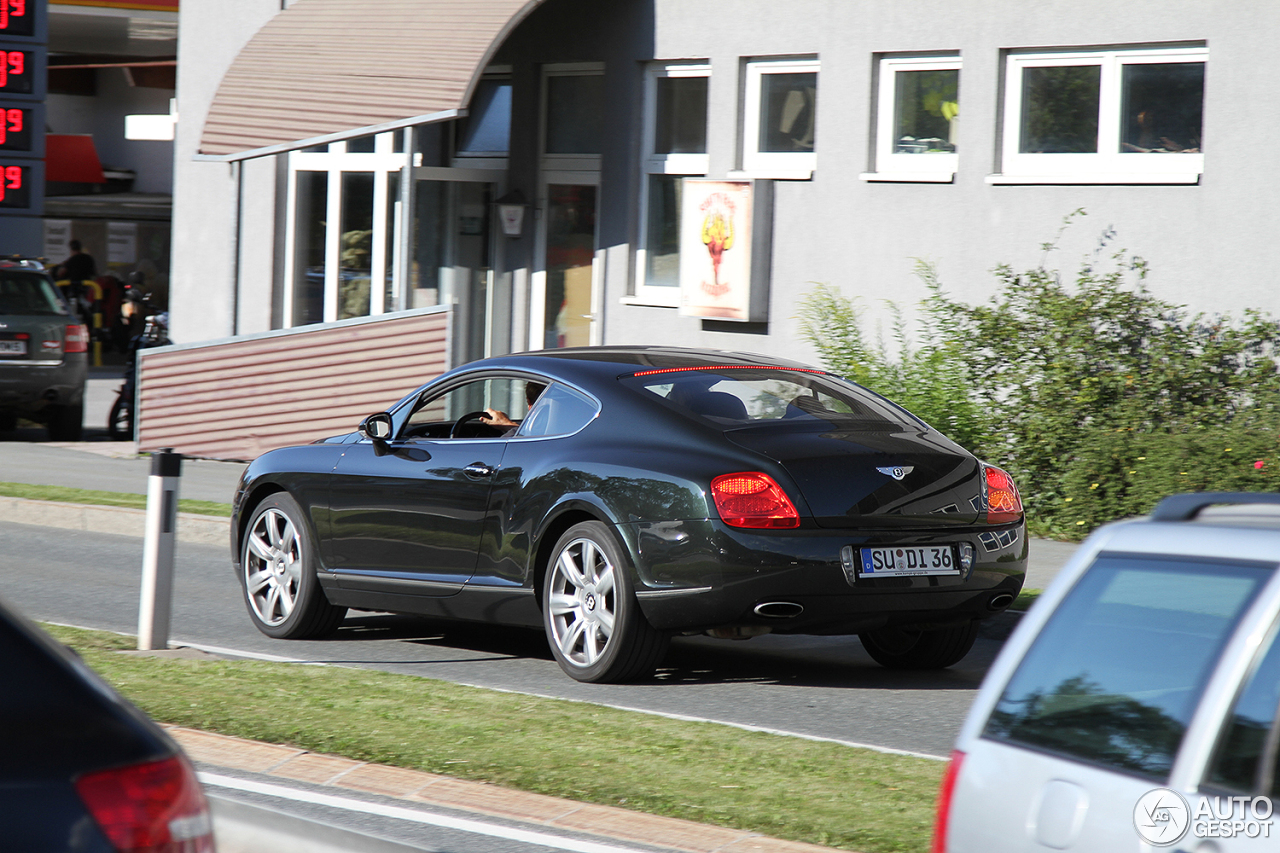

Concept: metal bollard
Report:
left=138, top=449, right=182, bottom=650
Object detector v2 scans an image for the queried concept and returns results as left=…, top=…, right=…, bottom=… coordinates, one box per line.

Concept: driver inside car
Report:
left=480, top=382, right=547, bottom=436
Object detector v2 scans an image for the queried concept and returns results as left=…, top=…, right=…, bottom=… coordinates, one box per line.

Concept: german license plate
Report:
left=0, top=340, right=26, bottom=356
left=859, top=545, right=959, bottom=577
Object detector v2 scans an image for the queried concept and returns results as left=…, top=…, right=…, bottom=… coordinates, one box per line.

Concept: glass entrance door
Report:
left=541, top=182, right=598, bottom=349
left=411, top=178, right=497, bottom=365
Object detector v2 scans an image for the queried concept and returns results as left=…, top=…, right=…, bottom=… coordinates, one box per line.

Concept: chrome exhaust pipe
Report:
left=988, top=592, right=1016, bottom=611
left=753, top=601, right=804, bottom=619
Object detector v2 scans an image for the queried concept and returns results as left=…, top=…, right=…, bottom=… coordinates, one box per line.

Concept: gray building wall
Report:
left=171, top=0, right=1278, bottom=362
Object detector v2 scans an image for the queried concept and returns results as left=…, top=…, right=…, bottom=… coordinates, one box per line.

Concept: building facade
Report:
left=170, top=0, right=1277, bottom=368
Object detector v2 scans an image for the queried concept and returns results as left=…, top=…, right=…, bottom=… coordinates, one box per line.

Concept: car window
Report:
left=983, top=554, right=1271, bottom=780
left=517, top=383, right=598, bottom=438
left=402, top=376, right=544, bottom=439
left=0, top=271, right=68, bottom=316
left=1205, top=618, right=1280, bottom=796
left=625, top=368, right=921, bottom=431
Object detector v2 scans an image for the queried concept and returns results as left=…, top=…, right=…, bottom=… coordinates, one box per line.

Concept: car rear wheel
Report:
left=240, top=493, right=346, bottom=639
left=859, top=620, right=979, bottom=669
left=543, top=521, right=669, bottom=683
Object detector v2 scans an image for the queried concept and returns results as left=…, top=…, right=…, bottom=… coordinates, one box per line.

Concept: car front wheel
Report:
left=240, top=493, right=346, bottom=639
left=859, top=620, right=979, bottom=669
left=543, top=521, right=669, bottom=683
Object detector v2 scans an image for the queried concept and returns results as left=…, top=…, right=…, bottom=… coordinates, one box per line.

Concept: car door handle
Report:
left=464, top=463, right=495, bottom=478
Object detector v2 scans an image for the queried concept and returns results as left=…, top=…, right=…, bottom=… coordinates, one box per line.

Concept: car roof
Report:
left=445, top=346, right=829, bottom=387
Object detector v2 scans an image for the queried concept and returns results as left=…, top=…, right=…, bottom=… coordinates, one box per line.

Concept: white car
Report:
left=938, top=493, right=1280, bottom=853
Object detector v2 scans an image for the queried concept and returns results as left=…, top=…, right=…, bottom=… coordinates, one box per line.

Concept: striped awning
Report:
left=198, top=0, right=543, bottom=160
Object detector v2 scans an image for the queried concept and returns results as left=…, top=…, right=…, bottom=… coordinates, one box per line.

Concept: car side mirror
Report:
left=359, top=412, right=393, bottom=441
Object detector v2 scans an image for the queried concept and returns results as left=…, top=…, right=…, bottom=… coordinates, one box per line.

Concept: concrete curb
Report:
left=169, top=727, right=839, bottom=853
left=0, top=496, right=228, bottom=546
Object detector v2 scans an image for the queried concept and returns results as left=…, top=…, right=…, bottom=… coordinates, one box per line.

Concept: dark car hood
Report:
left=726, top=424, right=983, bottom=527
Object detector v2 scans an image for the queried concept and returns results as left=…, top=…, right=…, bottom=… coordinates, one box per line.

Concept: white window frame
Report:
left=863, top=54, right=960, bottom=183
left=282, top=131, right=411, bottom=327
left=741, top=57, right=818, bottom=179
left=631, top=62, right=710, bottom=307
left=994, top=45, right=1206, bottom=185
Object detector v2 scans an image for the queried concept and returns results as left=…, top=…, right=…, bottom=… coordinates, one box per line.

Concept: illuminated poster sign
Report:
left=678, top=179, right=773, bottom=322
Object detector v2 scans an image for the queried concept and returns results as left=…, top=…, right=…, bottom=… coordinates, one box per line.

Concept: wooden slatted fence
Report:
left=136, top=307, right=450, bottom=461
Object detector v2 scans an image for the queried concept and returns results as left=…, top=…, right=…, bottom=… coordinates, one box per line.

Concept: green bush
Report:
left=797, top=211, right=1280, bottom=538
left=1059, top=427, right=1280, bottom=532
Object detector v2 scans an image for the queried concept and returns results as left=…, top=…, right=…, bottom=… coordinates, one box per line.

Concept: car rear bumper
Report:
left=0, top=355, right=87, bottom=413
left=622, top=518, right=1027, bottom=634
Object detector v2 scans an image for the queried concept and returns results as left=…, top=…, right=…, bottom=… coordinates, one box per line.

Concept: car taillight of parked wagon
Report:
left=711, top=472, right=800, bottom=528
left=64, top=323, right=89, bottom=353
left=982, top=464, right=1023, bottom=524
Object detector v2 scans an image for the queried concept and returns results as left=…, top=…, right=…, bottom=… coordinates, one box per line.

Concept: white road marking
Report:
left=199, top=773, right=663, bottom=853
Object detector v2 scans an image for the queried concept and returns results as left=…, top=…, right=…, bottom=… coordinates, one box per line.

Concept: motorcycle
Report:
left=108, top=294, right=171, bottom=441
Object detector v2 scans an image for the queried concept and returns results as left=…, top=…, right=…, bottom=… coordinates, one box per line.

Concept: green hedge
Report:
left=798, top=211, right=1280, bottom=539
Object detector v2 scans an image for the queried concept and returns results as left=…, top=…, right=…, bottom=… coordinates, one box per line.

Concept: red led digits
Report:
left=1, top=1, right=29, bottom=34
left=6, top=108, right=19, bottom=131
left=5, top=165, right=20, bottom=187
left=0, top=51, right=24, bottom=89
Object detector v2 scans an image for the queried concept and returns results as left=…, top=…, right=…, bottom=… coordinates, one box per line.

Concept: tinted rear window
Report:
left=983, top=553, right=1271, bottom=780
left=0, top=271, right=67, bottom=316
left=624, top=368, right=922, bottom=431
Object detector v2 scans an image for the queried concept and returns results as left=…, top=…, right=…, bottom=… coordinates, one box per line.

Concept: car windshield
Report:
left=0, top=271, right=68, bottom=316
left=983, top=553, right=1272, bottom=780
left=624, top=368, right=923, bottom=431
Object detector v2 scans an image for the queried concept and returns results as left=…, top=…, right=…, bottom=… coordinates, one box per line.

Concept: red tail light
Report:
left=75, top=755, right=215, bottom=853
left=982, top=464, right=1023, bottom=524
left=931, top=749, right=965, bottom=853
left=710, top=472, right=800, bottom=528
left=64, top=324, right=89, bottom=353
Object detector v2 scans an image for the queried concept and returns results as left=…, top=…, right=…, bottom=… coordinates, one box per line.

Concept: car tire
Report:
left=543, top=520, right=669, bottom=683
left=108, top=396, right=132, bottom=441
left=859, top=620, right=979, bottom=669
left=240, top=493, right=346, bottom=639
left=47, top=403, right=84, bottom=441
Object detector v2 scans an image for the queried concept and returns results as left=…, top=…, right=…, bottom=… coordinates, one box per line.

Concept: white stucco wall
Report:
left=169, top=0, right=283, bottom=343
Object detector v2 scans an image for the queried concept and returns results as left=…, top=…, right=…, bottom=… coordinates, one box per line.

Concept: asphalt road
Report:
left=0, top=518, right=1007, bottom=759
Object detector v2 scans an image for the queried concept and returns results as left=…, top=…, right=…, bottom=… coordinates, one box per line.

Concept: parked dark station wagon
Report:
left=231, top=346, right=1027, bottom=682
left=0, top=258, right=87, bottom=440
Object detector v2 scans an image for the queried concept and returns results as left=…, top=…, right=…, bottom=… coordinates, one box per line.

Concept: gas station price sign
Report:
left=0, top=1, right=34, bottom=38
left=0, top=47, right=32, bottom=93
left=0, top=102, right=37, bottom=153
left=0, top=160, right=34, bottom=209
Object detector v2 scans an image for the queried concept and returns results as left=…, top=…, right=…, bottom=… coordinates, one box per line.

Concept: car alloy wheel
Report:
left=240, top=493, right=346, bottom=639
left=548, top=535, right=618, bottom=668
left=543, top=521, right=668, bottom=683
left=244, top=506, right=303, bottom=627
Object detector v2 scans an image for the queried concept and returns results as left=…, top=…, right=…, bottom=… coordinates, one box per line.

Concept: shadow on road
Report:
left=309, top=611, right=1001, bottom=691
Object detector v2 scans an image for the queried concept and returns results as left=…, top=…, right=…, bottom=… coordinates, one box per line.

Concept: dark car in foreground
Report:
left=0, top=257, right=88, bottom=439
left=0, top=596, right=215, bottom=851
left=937, top=494, right=1280, bottom=853
left=231, top=346, right=1026, bottom=682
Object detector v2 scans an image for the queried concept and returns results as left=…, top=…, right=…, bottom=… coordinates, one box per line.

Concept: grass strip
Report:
left=48, top=623, right=942, bottom=853
left=0, top=481, right=232, bottom=517
left=1012, top=588, right=1041, bottom=612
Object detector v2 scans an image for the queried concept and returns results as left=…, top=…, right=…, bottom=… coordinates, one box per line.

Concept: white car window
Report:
left=983, top=554, right=1271, bottom=780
